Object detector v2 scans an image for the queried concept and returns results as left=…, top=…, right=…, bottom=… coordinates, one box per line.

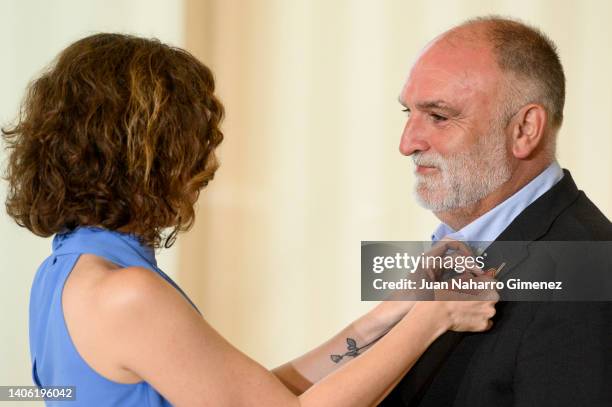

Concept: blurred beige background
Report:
left=1, top=0, right=611, bottom=403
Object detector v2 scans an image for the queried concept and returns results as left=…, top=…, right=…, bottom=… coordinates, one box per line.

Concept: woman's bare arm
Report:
left=272, top=301, right=412, bottom=394
left=271, top=237, right=486, bottom=395
left=87, top=266, right=496, bottom=407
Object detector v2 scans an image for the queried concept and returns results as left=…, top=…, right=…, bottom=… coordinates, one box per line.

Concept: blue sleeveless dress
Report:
left=29, top=226, right=199, bottom=406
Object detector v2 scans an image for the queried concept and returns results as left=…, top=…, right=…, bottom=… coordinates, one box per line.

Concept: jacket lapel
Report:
left=382, top=169, right=581, bottom=406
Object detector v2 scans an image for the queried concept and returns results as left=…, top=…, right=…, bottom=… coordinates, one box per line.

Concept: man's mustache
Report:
left=412, top=152, right=446, bottom=169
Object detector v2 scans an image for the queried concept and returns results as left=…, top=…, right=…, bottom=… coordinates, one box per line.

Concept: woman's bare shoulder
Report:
left=65, top=254, right=185, bottom=310
left=62, top=254, right=194, bottom=384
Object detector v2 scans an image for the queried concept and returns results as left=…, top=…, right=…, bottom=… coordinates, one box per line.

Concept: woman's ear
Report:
left=507, top=104, right=547, bottom=159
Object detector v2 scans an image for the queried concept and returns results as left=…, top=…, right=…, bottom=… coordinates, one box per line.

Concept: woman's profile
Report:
left=2, top=33, right=497, bottom=406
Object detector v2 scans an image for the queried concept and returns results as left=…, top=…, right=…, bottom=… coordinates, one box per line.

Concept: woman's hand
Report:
left=418, top=279, right=500, bottom=333
left=374, top=238, right=485, bottom=326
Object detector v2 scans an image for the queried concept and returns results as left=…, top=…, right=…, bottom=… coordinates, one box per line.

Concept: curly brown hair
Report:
left=2, top=33, right=224, bottom=249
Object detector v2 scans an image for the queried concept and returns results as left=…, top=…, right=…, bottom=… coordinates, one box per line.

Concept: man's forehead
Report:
left=400, top=65, right=473, bottom=102
left=399, top=36, right=499, bottom=106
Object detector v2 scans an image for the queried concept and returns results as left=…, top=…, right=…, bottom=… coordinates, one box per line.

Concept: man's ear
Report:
left=507, top=104, right=547, bottom=159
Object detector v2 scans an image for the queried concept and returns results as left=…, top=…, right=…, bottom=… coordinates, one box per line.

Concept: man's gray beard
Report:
left=412, top=129, right=512, bottom=212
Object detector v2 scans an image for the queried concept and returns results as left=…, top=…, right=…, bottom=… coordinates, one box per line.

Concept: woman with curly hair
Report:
left=2, top=33, right=497, bottom=406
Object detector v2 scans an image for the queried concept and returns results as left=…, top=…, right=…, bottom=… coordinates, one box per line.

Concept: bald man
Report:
left=380, top=16, right=612, bottom=407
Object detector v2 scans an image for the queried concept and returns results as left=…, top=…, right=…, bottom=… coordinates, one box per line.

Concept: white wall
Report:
left=0, top=0, right=184, bottom=401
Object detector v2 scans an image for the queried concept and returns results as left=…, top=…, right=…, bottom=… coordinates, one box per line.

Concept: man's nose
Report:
left=399, top=116, right=429, bottom=156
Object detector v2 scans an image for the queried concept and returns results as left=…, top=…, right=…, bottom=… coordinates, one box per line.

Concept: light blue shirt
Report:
left=431, top=161, right=564, bottom=250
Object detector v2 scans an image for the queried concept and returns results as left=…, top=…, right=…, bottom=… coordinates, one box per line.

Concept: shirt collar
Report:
left=431, top=161, right=564, bottom=250
left=53, top=226, right=157, bottom=267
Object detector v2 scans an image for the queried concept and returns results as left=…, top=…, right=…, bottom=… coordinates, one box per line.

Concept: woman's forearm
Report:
left=298, top=302, right=447, bottom=407
left=273, top=301, right=415, bottom=394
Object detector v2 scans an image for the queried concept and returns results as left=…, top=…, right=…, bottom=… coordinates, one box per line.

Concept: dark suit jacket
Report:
left=380, top=169, right=612, bottom=407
